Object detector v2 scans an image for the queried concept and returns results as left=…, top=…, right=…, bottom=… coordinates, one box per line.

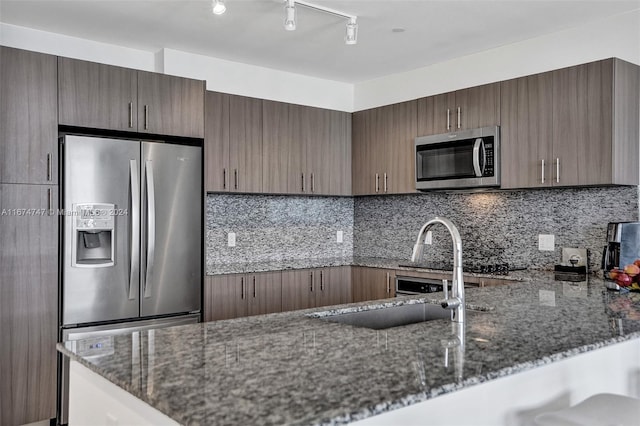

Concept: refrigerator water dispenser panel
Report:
left=72, top=203, right=115, bottom=267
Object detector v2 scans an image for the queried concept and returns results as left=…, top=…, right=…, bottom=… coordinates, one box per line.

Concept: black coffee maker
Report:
left=602, top=222, right=640, bottom=270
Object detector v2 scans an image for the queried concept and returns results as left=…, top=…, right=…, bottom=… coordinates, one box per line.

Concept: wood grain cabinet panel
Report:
left=262, top=100, right=290, bottom=194
left=352, top=101, right=417, bottom=195
left=351, top=267, right=395, bottom=302
left=1, top=47, right=58, bottom=185
left=501, top=58, right=639, bottom=189
left=204, top=272, right=281, bottom=321
left=205, top=92, right=263, bottom=193
left=0, top=184, right=58, bottom=426
left=281, top=269, right=316, bottom=311
left=137, top=71, right=205, bottom=138
left=314, top=266, right=352, bottom=307
left=58, top=57, right=137, bottom=132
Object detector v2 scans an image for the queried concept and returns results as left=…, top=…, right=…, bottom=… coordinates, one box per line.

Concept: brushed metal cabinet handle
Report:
left=556, top=158, right=560, bottom=183
left=128, top=102, right=133, bottom=128
left=386, top=273, right=390, bottom=293
left=457, top=107, right=461, bottom=129
left=144, top=105, right=149, bottom=130
left=301, top=173, right=305, bottom=192
left=253, top=276, right=256, bottom=298
left=320, top=271, right=324, bottom=291
left=311, top=173, right=314, bottom=193
left=234, top=169, right=238, bottom=190
left=46, top=153, right=52, bottom=182
left=223, top=168, right=227, bottom=190
left=310, top=272, right=314, bottom=292
left=446, top=109, right=450, bottom=131
left=541, top=159, right=545, bottom=184
left=241, top=277, right=245, bottom=300
left=375, top=173, right=379, bottom=193
left=384, top=173, right=388, bottom=193
left=47, top=188, right=52, bottom=213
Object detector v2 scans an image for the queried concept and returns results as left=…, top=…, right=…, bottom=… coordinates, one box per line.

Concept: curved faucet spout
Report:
left=410, top=217, right=465, bottom=323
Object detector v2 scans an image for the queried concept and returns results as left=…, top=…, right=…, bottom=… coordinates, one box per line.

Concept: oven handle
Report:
left=472, top=138, right=485, bottom=177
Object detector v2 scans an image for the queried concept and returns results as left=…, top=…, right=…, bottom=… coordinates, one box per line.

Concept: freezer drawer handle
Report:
left=144, top=160, right=156, bottom=298
left=129, top=159, right=140, bottom=300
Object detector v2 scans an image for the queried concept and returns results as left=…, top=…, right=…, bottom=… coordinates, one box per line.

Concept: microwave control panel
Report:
left=483, top=139, right=495, bottom=177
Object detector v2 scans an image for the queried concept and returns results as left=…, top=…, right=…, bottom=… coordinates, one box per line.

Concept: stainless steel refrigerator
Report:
left=58, top=135, right=202, bottom=423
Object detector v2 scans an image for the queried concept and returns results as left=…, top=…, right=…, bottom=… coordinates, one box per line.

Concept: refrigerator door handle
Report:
left=129, top=160, right=140, bottom=300
left=144, top=160, right=156, bottom=298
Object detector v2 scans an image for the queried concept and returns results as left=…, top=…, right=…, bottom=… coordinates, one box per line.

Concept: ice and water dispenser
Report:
left=72, top=203, right=115, bottom=267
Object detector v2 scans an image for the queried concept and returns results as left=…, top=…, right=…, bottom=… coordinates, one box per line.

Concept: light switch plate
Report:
left=336, top=230, right=343, bottom=243
left=538, top=234, right=555, bottom=251
left=227, top=232, right=236, bottom=247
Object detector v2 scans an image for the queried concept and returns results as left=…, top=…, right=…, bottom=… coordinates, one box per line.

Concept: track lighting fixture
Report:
left=212, top=0, right=226, bottom=15
left=284, top=0, right=296, bottom=31
left=282, top=0, right=359, bottom=45
left=345, top=17, right=358, bottom=45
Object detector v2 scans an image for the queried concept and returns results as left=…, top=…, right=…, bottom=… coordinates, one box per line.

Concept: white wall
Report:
left=0, top=23, right=155, bottom=71
left=353, top=9, right=640, bottom=111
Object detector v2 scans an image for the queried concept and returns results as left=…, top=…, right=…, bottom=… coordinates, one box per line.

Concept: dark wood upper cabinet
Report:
left=352, top=101, right=417, bottom=195
left=262, top=100, right=290, bottom=194
left=58, top=57, right=137, bottom=132
left=501, top=58, right=639, bottom=189
left=58, top=57, right=204, bottom=138
left=0, top=184, right=58, bottom=426
left=1, top=47, right=58, bottom=185
left=417, top=83, right=500, bottom=136
left=205, top=92, right=262, bottom=193
left=137, top=71, right=204, bottom=138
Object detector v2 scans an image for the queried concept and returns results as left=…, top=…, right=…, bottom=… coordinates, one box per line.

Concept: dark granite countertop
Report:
left=58, top=272, right=640, bottom=425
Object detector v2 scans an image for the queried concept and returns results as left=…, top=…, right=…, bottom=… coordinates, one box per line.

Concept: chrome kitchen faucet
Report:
left=411, top=217, right=465, bottom=323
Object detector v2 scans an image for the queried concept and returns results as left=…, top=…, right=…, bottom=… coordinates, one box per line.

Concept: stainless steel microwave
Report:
left=415, top=126, right=500, bottom=190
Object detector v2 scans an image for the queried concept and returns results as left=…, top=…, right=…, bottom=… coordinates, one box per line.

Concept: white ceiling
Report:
left=1, top=0, right=639, bottom=83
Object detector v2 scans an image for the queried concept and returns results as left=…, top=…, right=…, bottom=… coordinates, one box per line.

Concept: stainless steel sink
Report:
left=320, top=303, right=452, bottom=330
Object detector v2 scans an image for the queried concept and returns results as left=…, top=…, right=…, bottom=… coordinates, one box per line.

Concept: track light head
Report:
left=345, top=17, right=358, bottom=45
left=284, top=0, right=296, bottom=31
left=212, top=0, right=226, bottom=15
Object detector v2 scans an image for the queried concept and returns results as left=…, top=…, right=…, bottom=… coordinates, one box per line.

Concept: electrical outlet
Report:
left=424, top=231, right=433, bottom=245
left=538, top=234, right=555, bottom=251
left=336, top=230, right=343, bottom=243
left=227, top=232, right=236, bottom=247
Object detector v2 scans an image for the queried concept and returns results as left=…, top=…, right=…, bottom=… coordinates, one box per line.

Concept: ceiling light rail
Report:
left=283, top=0, right=358, bottom=45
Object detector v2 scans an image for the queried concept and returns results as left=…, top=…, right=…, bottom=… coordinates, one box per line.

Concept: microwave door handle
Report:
left=472, top=138, right=484, bottom=177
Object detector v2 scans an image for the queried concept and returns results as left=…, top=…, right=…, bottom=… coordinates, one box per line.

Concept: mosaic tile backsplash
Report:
left=206, top=194, right=354, bottom=273
left=206, top=187, right=638, bottom=274
left=353, top=186, right=640, bottom=271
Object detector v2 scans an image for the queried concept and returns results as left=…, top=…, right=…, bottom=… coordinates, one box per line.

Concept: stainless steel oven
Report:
left=415, top=126, right=500, bottom=190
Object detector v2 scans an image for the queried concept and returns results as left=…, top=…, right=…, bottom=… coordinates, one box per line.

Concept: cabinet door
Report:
left=229, top=95, right=262, bottom=193
left=351, top=267, right=395, bottom=302
left=281, top=269, right=315, bottom=311
left=247, top=272, right=282, bottom=316
left=137, top=71, right=204, bottom=138
left=500, top=74, right=553, bottom=189
left=611, top=59, right=640, bottom=186
left=386, top=100, right=417, bottom=194
left=0, top=184, right=58, bottom=425
left=1, top=47, right=58, bottom=185
left=262, top=100, right=290, bottom=193
left=329, top=111, right=352, bottom=195
left=287, top=104, right=307, bottom=194
left=304, top=106, right=332, bottom=195
left=204, top=91, right=230, bottom=192
left=351, top=109, right=376, bottom=195
left=315, top=266, right=351, bottom=307
left=417, top=92, right=455, bottom=136
left=551, top=65, right=583, bottom=186
left=204, top=275, right=247, bottom=321
left=455, top=83, right=501, bottom=130
left=58, top=57, right=137, bottom=132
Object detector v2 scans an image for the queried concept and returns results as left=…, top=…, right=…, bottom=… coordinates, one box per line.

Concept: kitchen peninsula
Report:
left=58, top=270, right=640, bottom=426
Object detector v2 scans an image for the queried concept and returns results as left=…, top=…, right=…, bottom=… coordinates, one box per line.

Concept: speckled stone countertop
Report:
left=58, top=272, right=640, bottom=426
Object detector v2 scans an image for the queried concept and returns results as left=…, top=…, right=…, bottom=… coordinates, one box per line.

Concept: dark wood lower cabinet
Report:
left=282, top=267, right=352, bottom=311
left=314, top=266, right=352, bottom=307
left=0, top=184, right=58, bottom=426
left=351, top=267, right=395, bottom=302
left=204, top=272, right=282, bottom=321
